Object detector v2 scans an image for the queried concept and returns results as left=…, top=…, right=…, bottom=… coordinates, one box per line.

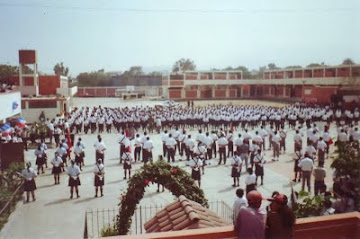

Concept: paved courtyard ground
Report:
left=0, top=98, right=337, bottom=239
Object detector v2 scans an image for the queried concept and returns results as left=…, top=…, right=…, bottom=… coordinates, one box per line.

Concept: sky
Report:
left=0, top=0, right=359, bottom=76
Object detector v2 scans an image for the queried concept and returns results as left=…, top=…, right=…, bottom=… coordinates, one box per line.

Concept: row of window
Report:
left=22, top=101, right=57, bottom=109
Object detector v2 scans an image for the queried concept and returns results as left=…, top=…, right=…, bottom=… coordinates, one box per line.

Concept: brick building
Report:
left=9, top=50, right=77, bottom=123
left=162, top=65, right=360, bottom=104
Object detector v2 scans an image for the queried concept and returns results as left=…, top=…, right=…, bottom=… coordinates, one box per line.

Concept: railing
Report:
left=0, top=183, right=23, bottom=229
left=84, top=201, right=233, bottom=238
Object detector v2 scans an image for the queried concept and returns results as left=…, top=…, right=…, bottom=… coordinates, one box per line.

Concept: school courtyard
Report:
left=0, top=98, right=336, bottom=239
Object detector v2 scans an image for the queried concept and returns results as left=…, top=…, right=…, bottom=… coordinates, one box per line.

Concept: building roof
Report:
left=144, top=195, right=231, bottom=233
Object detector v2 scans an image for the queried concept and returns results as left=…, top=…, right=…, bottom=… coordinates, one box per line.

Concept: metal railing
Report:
left=84, top=200, right=233, bottom=238
left=0, top=183, right=23, bottom=229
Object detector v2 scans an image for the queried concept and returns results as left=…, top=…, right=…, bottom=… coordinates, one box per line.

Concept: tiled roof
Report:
left=144, top=195, right=231, bottom=233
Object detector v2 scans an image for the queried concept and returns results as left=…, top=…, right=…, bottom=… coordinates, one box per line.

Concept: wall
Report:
left=0, top=143, right=24, bottom=170
left=21, top=99, right=66, bottom=123
left=38, top=75, right=60, bottom=95
left=114, top=212, right=360, bottom=239
left=215, top=90, right=226, bottom=98
left=185, top=90, right=197, bottom=98
left=303, top=86, right=338, bottom=103
left=19, top=50, right=37, bottom=64
left=169, top=89, right=182, bottom=99
left=0, top=91, right=22, bottom=121
left=76, top=87, right=160, bottom=97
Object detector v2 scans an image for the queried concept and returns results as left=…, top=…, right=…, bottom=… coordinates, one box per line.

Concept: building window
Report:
left=28, top=101, right=57, bottom=108
left=21, top=101, right=26, bottom=109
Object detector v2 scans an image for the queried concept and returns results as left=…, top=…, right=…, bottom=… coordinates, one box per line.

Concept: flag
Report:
left=0, top=124, right=11, bottom=136
left=17, top=118, right=27, bottom=128
left=329, top=138, right=334, bottom=145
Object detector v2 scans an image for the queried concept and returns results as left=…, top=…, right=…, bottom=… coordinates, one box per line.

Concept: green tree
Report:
left=342, top=58, right=355, bottom=65
left=122, top=66, right=144, bottom=77
left=147, top=71, right=162, bottom=76
left=285, top=65, right=302, bottom=69
left=234, top=65, right=252, bottom=79
left=268, top=63, right=279, bottom=70
left=0, top=64, right=18, bottom=81
left=172, top=58, right=196, bottom=72
left=331, top=141, right=360, bottom=211
left=53, top=62, right=69, bottom=76
left=224, top=66, right=234, bottom=70
left=307, top=63, right=322, bottom=67
left=76, top=69, right=111, bottom=86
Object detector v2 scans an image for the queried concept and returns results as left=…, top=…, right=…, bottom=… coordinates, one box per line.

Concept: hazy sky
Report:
left=0, top=0, right=359, bottom=76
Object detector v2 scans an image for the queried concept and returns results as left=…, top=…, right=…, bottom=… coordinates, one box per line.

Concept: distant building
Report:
left=111, top=75, right=162, bottom=87
left=162, top=66, right=360, bottom=103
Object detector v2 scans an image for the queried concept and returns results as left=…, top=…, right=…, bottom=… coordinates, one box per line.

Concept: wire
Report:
left=0, top=2, right=356, bottom=14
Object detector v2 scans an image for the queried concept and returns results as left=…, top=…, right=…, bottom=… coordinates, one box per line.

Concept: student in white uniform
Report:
left=133, top=134, right=142, bottom=162
left=51, top=152, right=63, bottom=185
left=189, top=156, right=203, bottom=188
left=94, top=135, right=106, bottom=164
left=121, top=149, right=133, bottom=179
left=231, top=152, right=242, bottom=187
left=34, top=144, right=46, bottom=174
left=67, top=160, right=81, bottom=199
left=218, top=134, right=228, bottom=165
left=74, top=141, right=84, bottom=170
left=166, top=134, right=177, bottom=163
left=143, top=137, right=154, bottom=164
left=94, top=159, right=105, bottom=197
left=253, top=149, right=266, bottom=186
left=271, top=131, right=281, bottom=161
left=245, top=167, right=256, bottom=195
left=21, top=162, right=37, bottom=203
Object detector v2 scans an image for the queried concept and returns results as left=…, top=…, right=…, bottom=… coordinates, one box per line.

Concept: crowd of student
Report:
left=14, top=102, right=358, bottom=231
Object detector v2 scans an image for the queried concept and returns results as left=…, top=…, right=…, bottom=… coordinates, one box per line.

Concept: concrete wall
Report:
left=21, top=99, right=68, bottom=123
left=76, top=87, right=161, bottom=97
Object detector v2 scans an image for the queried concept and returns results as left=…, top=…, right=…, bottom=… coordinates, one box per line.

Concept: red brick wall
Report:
left=285, top=86, right=291, bottom=97
left=276, top=86, right=284, bottom=96
left=214, top=75, right=226, bottom=80
left=303, top=86, right=337, bottom=103
left=19, top=50, right=37, bottom=64
left=200, top=90, right=212, bottom=98
left=295, top=86, right=302, bottom=98
left=169, top=89, right=182, bottom=99
left=95, top=88, right=106, bottom=97
left=185, top=90, right=197, bottom=98
left=39, top=75, right=60, bottom=95
left=338, top=68, right=350, bottom=77
left=85, top=88, right=95, bottom=96
left=107, top=88, right=116, bottom=96
left=170, top=80, right=184, bottom=86
left=215, top=90, right=226, bottom=98
left=242, top=86, right=250, bottom=96
left=314, top=70, right=324, bottom=78
left=24, top=77, right=34, bottom=86
left=77, top=88, right=84, bottom=96
left=295, top=71, right=303, bottom=78
left=185, top=75, right=197, bottom=80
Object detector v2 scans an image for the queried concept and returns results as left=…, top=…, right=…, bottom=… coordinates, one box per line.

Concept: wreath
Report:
left=116, top=159, right=208, bottom=235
